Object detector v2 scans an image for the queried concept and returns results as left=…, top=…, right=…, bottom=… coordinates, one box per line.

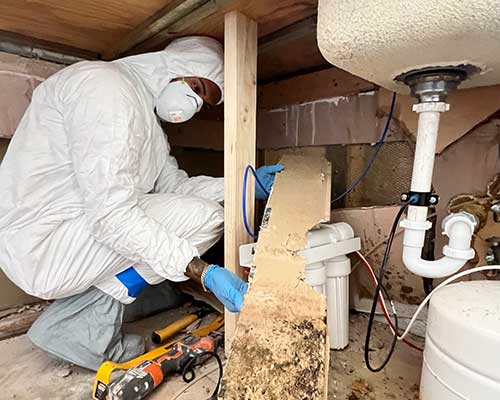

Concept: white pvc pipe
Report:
left=307, top=222, right=354, bottom=247
left=401, top=102, right=476, bottom=278
left=410, top=109, right=442, bottom=192
left=403, top=212, right=476, bottom=278
left=406, top=205, right=429, bottom=224
left=405, top=103, right=449, bottom=225
left=403, top=246, right=469, bottom=278
left=447, top=220, right=474, bottom=249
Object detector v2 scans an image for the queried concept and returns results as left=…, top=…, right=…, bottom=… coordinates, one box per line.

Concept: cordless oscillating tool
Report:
left=106, top=335, right=216, bottom=400
left=92, top=310, right=224, bottom=400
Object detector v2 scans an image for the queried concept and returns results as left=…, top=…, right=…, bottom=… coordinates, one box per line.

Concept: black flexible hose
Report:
left=364, top=202, right=410, bottom=372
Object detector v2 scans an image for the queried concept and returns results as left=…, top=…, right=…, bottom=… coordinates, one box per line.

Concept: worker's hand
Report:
left=255, top=164, right=284, bottom=200
left=203, top=265, right=248, bottom=312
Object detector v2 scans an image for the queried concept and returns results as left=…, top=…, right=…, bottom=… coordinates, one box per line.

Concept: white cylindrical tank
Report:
left=421, top=281, right=500, bottom=400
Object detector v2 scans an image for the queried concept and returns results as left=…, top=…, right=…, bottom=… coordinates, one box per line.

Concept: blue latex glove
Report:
left=203, top=265, right=248, bottom=312
left=255, top=164, right=285, bottom=200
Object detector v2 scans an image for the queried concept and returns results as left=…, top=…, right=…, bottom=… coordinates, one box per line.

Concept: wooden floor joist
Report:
left=221, top=151, right=331, bottom=399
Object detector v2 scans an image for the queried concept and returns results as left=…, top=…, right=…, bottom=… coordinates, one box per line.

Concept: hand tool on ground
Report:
left=92, top=313, right=224, bottom=400
left=151, top=305, right=213, bottom=344
left=107, top=335, right=218, bottom=400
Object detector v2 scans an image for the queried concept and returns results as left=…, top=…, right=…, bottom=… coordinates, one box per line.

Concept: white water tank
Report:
left=421, top=280, right=500, bottom=399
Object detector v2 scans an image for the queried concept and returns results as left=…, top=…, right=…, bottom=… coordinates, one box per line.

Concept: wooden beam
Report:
left=258, top=15, right=317, bottom=54
left=223, top=11, right=258, bottom=353
left=257, top=14, right=329, bottom=83
left=104, top=0, right=207, bottom=60
left=0, top=303, right=47, bottom=340
left=258, top=67, right=376, bottom=109
left=221, top=151, right=331, bottom=399
left=129, top=0, right=234, bottom=55
left=166, top=118, right=224, bottom=151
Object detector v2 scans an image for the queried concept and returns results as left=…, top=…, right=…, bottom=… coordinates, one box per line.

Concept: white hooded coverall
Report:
left=0, top=37, right=224, bottom=304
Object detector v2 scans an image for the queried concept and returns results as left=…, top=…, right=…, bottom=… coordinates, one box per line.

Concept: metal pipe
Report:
left=0, top=41, right=88, bottom=65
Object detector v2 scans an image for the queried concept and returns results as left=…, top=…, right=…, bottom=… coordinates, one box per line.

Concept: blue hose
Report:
left=242, top=165, right=269, bottom=240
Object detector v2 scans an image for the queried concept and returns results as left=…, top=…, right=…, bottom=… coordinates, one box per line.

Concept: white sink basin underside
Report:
left=318, top=0, right=500, bottom=93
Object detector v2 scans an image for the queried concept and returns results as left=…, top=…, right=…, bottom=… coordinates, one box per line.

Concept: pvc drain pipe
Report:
left=400, top=101, right=476, bottom=278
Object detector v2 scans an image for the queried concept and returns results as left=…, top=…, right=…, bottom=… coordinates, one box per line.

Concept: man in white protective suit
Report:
left=0, top=36, right=283, bottom=370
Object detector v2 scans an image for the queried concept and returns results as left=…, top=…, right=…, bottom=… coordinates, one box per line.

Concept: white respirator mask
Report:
left=155, top=80, right=204, bottom=123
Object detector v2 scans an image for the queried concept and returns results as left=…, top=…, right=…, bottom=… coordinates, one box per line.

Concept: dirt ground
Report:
left=329, top=313, right=423, bottom=400
left=0, top=309, right=423, bottom=399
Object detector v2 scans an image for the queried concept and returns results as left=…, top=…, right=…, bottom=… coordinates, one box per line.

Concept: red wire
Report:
left=355, top=251, right=424, bottom=352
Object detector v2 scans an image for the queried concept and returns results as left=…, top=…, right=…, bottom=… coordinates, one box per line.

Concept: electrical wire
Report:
left=170, top=364, right=224, bottom=400
left=398, top=265, right=500, bottom=341
left=355, top=251, right=423, bottom=352
left=364, top=201, right=411, bottom=372
left=242, top=165, right=269, bottom=240
left=173, top=350, right=224, bottom=400
left=332, top=92, right=397, bottom=204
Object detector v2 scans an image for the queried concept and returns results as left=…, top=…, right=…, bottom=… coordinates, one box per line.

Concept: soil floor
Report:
left=0, top=309, right=423, bottom=400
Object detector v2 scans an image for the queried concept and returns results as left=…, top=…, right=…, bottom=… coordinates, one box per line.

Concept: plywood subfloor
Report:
left=0, top=0, right=175, bottom=53
left=0, top=311, right=423, bottom=399
left=0, top=0, right=319, bottom=59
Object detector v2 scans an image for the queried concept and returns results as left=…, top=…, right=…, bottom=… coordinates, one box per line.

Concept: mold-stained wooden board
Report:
left=220, top=151, right=331, bottom=399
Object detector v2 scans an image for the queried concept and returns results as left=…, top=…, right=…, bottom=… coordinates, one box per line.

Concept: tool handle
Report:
left=151, top=313, right=199, bottom=344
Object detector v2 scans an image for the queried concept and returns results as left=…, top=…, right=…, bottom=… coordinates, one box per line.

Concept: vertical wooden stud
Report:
left=224, top=10, right=258, bottom=352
